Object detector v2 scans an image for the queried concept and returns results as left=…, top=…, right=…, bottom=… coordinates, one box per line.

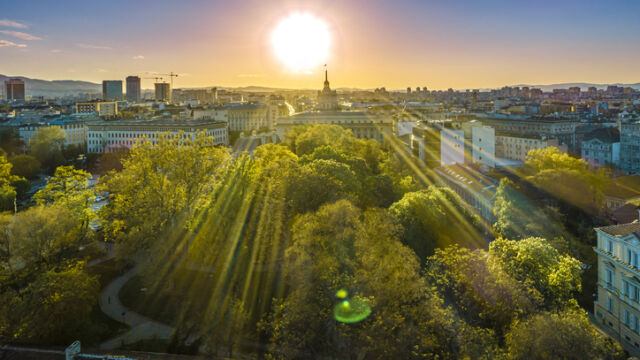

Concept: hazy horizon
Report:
left=2, top=0, right=640, bottom=90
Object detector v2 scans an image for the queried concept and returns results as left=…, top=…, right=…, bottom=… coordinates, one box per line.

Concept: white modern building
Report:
left=472, top=125, right=496, bottom=168
left=87, top=119, right=228, bottom=154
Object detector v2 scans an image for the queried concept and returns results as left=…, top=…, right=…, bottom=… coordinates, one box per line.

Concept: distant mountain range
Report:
left=510, top=82, right=640, bottom=92
left=0, top=74, right=101, bottom=97
left=2, top=74, right=640, bottom=96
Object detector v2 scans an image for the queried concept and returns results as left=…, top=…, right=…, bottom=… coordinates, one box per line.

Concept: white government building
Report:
left=87, top=119, right=229, bottom=153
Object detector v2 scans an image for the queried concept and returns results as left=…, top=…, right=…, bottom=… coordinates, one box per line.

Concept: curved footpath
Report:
left=99, top=267, right=175, bottom=350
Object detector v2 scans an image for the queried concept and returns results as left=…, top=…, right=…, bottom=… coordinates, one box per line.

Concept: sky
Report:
left=1, top=0, right=640, bottom=90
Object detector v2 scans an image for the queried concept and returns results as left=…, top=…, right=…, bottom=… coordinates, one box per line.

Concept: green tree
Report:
left=524, top=147, right=609, bottom=213
left=5, top=263, right=99, bottom=344
left=9, top=154, right=41, bottom=179
left=426, top=245, right=533, bottom=333
left=492, top=178, right=566, bottom=240
left=264, top=201, right=460, bottom=359
left=99, top=133, right=230, bottom=257
left=389, top=186, right=484, bottom=260
left=29, top=127, right=67, bottom=173
left=34, top=166, right=95, bottom=227
left=10, top=205, right=81, bottom=270
left=489, top=237, right=582, bottom=309
left=505, top=309, right=624, bottom=360
left=0, top=153, right=24, bottom=211
left=0, top=127, right=25, bottom=155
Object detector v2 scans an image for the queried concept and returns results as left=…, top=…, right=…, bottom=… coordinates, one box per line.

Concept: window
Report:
left=607, top=295, right=614, bottom=313
left=607, top=238, right=614, bottom=254
left=625, top=309, right=630, bottom=326
left=606, top=268, right=614, bottom=287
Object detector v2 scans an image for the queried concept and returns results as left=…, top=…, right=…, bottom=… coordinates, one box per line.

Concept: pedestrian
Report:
left=108, top=296, right=111, bottom=304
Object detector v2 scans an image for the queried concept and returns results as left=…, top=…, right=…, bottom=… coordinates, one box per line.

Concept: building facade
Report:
left=4, top=78, right=25, bottom=101
left=317, top=69, right=339, bottom=111
left=620, top=123, right=640, bottom=174
left=594, top=221, right=640, bottom=353
left=19, top=120, right=88, bottom=147
left=277, top=111, right=393, bottom=142
left=155, top=82, right=171, bottom=102
left=495, top=134, right=566, bottom=162
left=126, top=76, right=141, bottom=103
left=102, top=80, right=123, bottom=101
left=87, top=119, right=228, bottom=153
left=581, top=127, right=620, bottom=168
left=75, top=102, right=118, bottom=117
left=411, top=121, right=464, bottom=167
left=472, top=125, right=496, bottom=168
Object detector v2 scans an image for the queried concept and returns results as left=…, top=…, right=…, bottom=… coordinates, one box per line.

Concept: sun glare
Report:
left=271, top=13, right=330, bottom=72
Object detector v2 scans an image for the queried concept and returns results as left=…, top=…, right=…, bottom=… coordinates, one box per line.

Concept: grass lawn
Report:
left=118, top=268, right=220, bottom=326
left=120, top=338, right=171, bottom=353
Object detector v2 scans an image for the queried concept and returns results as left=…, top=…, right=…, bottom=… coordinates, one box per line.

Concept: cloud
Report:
left=0, top=30, right=40, bottom=40
left=132, top=55, right=144, bottom=60
left=0, top=40, right=27, bottom=48
left=77, top=43, right=112, bottom=50
left=50, top=49, right=62, bottom=53
left=96, top=68, right=108, bottom=73
left=0, top=19, right=27, bottom=29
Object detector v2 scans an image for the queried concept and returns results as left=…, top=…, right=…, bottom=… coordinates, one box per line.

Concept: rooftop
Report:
left=88, top=119, right=226, bottom=127
left=597, top=221, right=640, bottom=237
left=605, top=175, right=640, bottom=200
left=583, top=127, right=620, bottom=143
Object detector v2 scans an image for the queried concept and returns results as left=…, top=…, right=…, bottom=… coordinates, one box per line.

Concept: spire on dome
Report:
left=323, top=64, right=330, bottom=91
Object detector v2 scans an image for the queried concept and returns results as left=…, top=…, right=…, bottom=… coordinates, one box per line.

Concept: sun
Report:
left=271, top=13, right=330, bottom=72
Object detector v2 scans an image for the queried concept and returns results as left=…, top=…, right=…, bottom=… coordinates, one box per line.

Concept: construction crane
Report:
left=144, top=76, right=164, bottom=83
left=156, top=72, right=179, bottom=89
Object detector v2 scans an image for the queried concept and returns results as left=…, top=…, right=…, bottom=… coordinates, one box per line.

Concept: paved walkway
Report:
left=99, top=267, right=175, bottom=350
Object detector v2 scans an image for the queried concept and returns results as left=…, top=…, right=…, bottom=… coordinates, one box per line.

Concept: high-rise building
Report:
left=126, top=76, right=141, bottom=103
left=155, top=82, right=171, bottom=102
left=5, top=78, right=25, bottom=101
left=102, top=80, right=123, bottom=101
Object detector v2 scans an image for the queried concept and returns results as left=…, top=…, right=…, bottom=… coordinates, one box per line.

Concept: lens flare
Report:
left=271, top=13, right=330, bottom=72
left=333, top=297, right=371, bottom=323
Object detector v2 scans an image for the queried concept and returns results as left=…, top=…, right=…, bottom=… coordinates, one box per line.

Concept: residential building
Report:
left=155, top=82, right=171, bottom=102
left=495, top=134, right=567, bottom=162
left=87, top=119, right=228, bottom=154
left=75, top=102, right=118, bottom=117
left=479, top=117, right=580, bottom=151
left=581, top=127, right=620, bottom=168
left=4, top=78, right=25, bottom=101
left=620, top=123, right=640, bottom=174
left=604, top=175, right=640, bottom=210
left=594, top=220, right=640, bottom=353
left=102, top=80, right=123, bottom=101
left=126, top=76, right=141, bottom=103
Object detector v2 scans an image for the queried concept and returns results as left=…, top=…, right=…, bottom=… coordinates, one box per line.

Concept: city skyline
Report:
left=2, top=0, right=640, bottom=90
